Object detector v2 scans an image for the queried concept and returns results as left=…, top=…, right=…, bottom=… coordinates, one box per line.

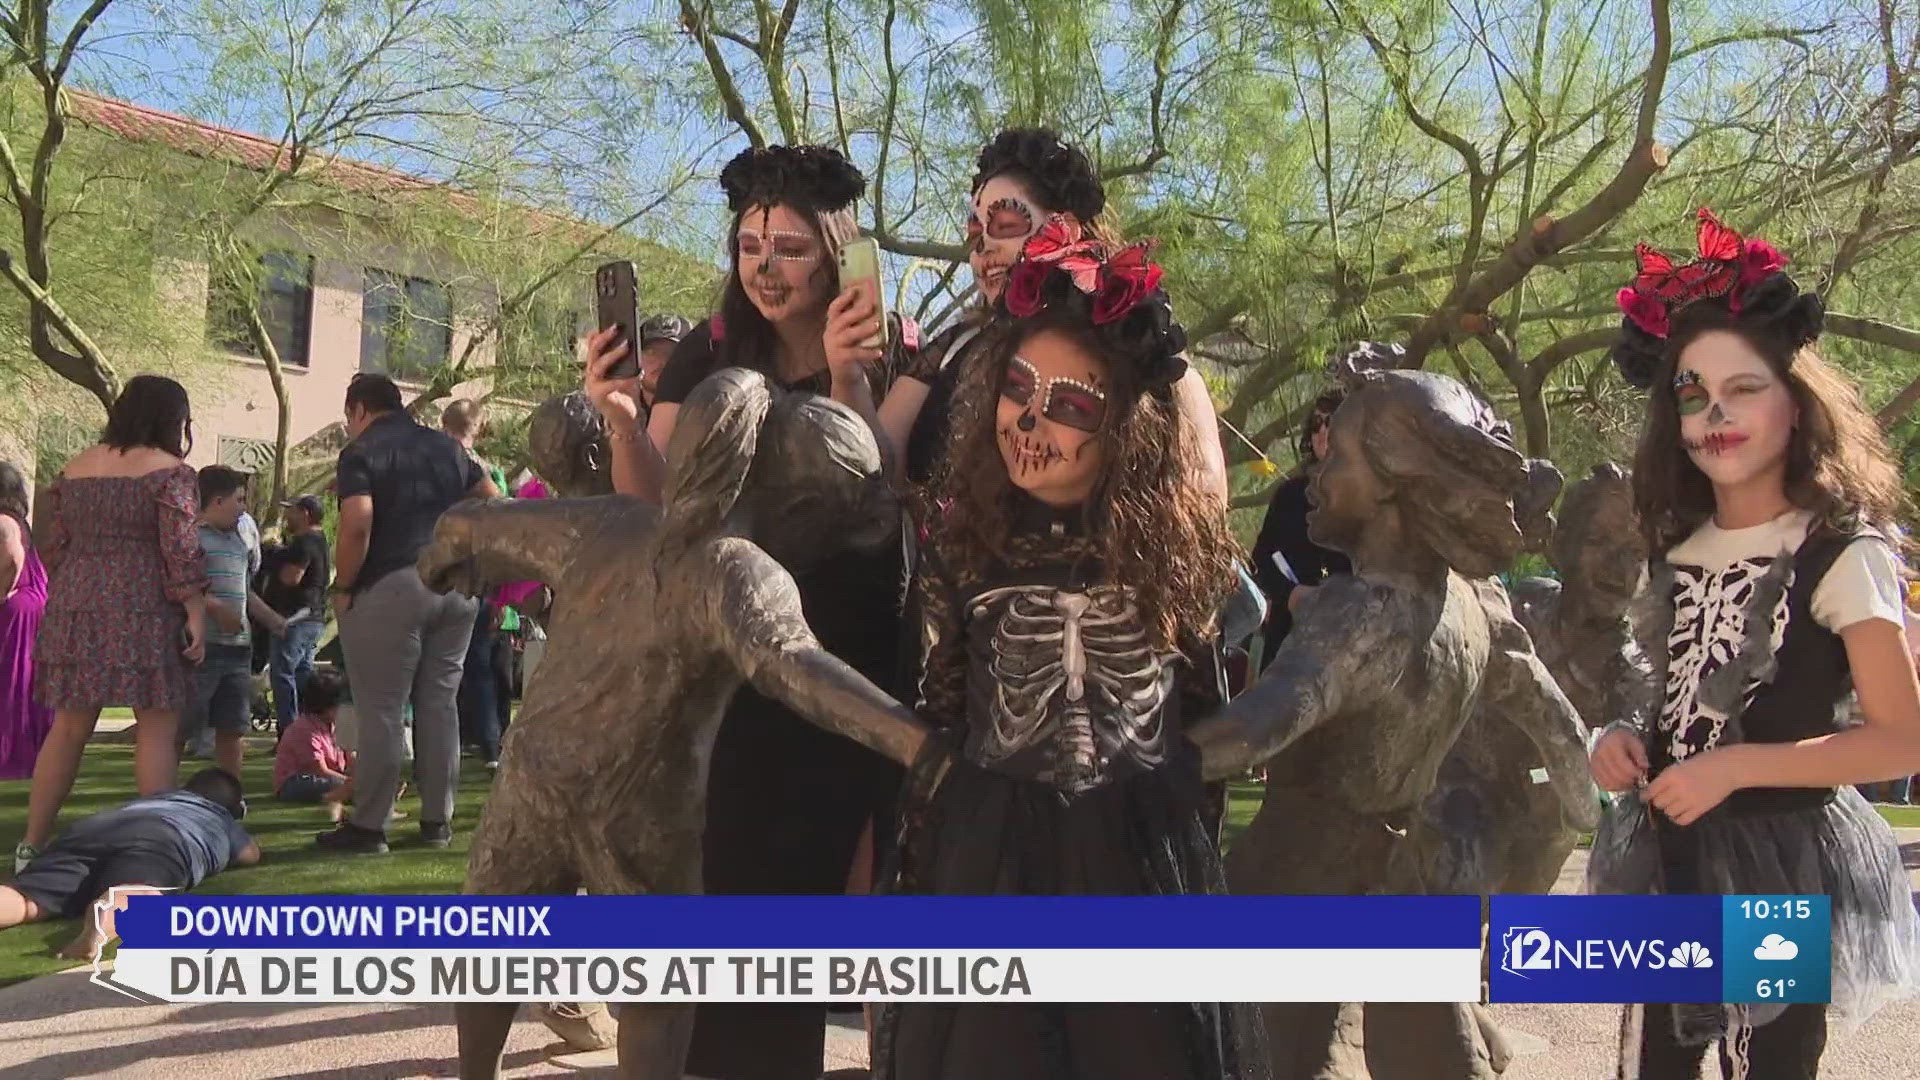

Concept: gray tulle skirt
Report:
left=1587, top=785, right=1919, bottom=1037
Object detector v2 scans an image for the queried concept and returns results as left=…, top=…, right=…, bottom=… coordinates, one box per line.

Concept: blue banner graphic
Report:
left=121, top=894, right=1483, bottom=951
left=1490, top=895, right=1831, bottom=1004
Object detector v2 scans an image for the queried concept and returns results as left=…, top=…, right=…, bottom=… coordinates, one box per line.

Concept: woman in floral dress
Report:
left=19, top=375, right=208, bottom=872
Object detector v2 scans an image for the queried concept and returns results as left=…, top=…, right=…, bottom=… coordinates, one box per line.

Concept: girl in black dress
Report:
left=1588, top=210, right=1920, bottom=1078
left=581, top=144, right=916, bottom=1080
left=873, top=218, right=1268, bottom=1080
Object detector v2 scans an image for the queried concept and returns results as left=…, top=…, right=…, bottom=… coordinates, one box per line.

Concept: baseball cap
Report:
left=281, top=494, right=325, bottom=520
left=639, top=314, right=694, bottom=346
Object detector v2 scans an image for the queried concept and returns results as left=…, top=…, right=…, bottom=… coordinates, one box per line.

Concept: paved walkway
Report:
left=2, top=834, right=1913, bottom=1078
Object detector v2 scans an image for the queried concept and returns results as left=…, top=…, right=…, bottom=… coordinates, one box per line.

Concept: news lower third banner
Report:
left=1489, top=895, right=1831, bottom=1005
left=96, top=894, right=1832, bottom=1005
left=106, top=895, right=1483, bottom=1004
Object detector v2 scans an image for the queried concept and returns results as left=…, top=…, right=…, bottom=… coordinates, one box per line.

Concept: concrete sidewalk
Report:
left=0, top=968, right=870, bottom=1079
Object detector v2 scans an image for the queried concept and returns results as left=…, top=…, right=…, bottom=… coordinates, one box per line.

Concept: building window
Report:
left=360, top=268, right=452, bottom=382
left=207, top=251, right=314, bottom=367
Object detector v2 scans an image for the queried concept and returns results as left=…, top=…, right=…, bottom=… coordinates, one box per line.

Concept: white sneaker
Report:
left=14, top=841, right=39, bottom=874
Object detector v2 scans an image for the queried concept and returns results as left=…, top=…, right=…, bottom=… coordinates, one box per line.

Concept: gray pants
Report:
left=337, top=567, right=478, bottom=833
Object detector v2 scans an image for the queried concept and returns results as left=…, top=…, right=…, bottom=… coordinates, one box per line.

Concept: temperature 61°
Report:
left=1756, top=979, right=1798, bottom=998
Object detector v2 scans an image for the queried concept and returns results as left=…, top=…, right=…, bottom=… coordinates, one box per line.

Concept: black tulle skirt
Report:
left=870, top=749, right=1271, bottom=1080
left=1588, top=786, right=1920, bottom=1038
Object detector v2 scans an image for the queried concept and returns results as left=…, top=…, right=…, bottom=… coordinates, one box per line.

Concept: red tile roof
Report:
left=67, top=89, right=448, bottom=199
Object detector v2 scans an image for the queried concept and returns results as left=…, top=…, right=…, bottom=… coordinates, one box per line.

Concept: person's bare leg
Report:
left=0, top=885, right=46, bottom=930
left=214, top=731, right=244, bottom=782
left=59, top=886, right=162, bottom=961
left=132, top=709, right=180, bottom=796
left=615, top=1002, right=695, bottom=1080
left=324, top=777, right=354, bottom=823
left=457, top=1002, right=523, bottom=1079
left=25, top=709, right=102, bottom=847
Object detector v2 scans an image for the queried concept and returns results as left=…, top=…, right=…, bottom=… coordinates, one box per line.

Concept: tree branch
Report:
left=680, top=0, right=767, bottom=148
left=1100, top=0, right=1184, bottom=181
left=1402, top=0, right=1672, bottom=365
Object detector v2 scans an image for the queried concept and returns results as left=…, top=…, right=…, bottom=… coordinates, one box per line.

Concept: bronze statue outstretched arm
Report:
left=1189, top=576, right=1384, bottom=780
left=712, top=539, right=930, bottom=767
left=419, top=497, right=657, bottom=597
left=1483, top=633, right=1603, bottom=834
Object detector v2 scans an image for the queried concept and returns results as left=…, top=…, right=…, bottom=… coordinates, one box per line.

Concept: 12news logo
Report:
left=1501, top=927, right=1716, bottom=979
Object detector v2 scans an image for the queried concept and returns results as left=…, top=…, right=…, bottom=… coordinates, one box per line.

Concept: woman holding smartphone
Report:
left=581, top=143, right=915, bottom=1080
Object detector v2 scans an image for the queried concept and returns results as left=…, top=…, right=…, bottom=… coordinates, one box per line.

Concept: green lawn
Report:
left=0, top=736, right=496, bottom=987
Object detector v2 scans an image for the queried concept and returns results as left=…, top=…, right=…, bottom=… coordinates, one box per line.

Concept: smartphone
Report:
left=594, top=260, right=641, bottom=379
left=836, top=236, right=887, bottom=351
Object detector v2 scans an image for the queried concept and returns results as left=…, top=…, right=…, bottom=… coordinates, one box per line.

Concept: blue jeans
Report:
left=271, top=619, right=325, bottom=736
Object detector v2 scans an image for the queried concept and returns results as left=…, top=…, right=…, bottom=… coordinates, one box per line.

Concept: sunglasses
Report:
left=1002, top=356, right=1107, bottom=433
left=736, top=229, right=820, bottom=263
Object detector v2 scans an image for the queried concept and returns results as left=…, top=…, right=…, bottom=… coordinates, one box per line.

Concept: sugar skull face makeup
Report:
left=996, top=328, right=1108, bottom=507
left=968, top=174, right=1047, bottom=304
left=1673, top=330, right=1797, bottom=488
left=734, top=204, right=831, bottom=323
left=1002, top=355, right=1108, bottom=433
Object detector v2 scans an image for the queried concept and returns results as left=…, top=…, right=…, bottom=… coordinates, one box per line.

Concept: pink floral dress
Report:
left=34, top=464, right=208, bottom=711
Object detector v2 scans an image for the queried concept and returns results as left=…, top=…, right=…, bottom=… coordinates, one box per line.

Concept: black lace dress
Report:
left=872, top=495, right=1270, bottom=1080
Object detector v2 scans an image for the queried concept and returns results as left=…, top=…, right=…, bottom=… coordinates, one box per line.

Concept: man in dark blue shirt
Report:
left=1, top=768, right=260, bottom=960
left=324, top=373, right=496, bottom=855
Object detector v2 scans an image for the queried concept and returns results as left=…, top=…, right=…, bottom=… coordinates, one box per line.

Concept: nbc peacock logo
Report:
left=1668, top=941, right=1714, bottom=968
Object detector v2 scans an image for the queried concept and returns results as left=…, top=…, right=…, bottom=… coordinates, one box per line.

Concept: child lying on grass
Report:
left=0, top=767, right=260, bottom=960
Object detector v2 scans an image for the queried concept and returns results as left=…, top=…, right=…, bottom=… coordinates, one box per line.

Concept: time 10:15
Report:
left=1740, top=899, right=1813, bottom=920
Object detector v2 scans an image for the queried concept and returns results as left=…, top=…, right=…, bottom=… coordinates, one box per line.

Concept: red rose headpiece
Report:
left=999, top=215, right=1187, bottom=393
left=1611, top=208, right=1823, bottom=389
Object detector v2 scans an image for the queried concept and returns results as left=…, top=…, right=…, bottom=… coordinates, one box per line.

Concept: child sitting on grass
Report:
left=1, top=768, right=260, bottom=960
left=273, top=671, right=356, bottom=821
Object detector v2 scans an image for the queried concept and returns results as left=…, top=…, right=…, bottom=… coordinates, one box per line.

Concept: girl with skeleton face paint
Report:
left=871, top=227, right=1263, bottom=1080
left=1588, top=212, right=1920, bottom=1075
left=872, top=129, right=1229, bottom=505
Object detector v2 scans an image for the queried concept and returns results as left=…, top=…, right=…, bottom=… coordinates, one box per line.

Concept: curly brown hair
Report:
left=932, top=308, right=1239, bottom=653
left=1631, top=299, right=1908, bottom=553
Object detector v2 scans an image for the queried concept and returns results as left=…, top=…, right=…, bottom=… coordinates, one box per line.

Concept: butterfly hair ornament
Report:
left=1000, top=215, right=1187, bottom=395
left=1610, top=208, right=1825, bottom=390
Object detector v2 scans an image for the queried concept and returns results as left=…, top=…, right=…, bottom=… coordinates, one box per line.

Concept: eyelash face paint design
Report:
left=967, top=196, right=1039, bottom=253
left=1673, top=369, right=1710, bottom=417
left=1000, top=355, right=1108, bottom=433
left=736, top=229, right=820, bottom=263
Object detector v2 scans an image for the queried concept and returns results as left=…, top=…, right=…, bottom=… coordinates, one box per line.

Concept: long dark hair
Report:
left=936, top=308, right=1239, bottom=653
left=1631, top=299, right=1906, bottom=553
left=0, top=461, right=28, bottom=524
left=102, top=375, right=192, bottom=458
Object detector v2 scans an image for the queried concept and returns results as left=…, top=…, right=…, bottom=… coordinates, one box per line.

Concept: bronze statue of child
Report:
left=1188, top=362, right=1589, bottom=1080
left=419, top=368, right=932, bottom=1079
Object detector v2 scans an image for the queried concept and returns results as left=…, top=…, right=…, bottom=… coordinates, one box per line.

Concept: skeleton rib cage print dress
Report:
left=1587, top=510, right=1920, bottom=1040
left=873, top=494, right=1270, bottom=1080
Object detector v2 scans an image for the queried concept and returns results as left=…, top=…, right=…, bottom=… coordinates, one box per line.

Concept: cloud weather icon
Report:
left=1669, top=941, right=1714, bottom=968
left=1754, top=934, right=1800, bottom=961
